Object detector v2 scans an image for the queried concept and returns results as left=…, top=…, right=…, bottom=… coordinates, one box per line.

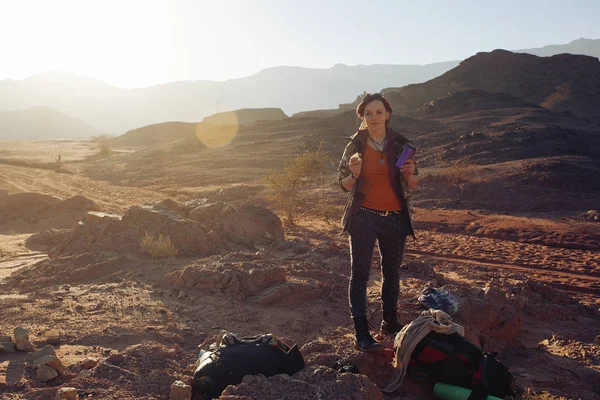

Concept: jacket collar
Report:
left=352, top=128, right=403, bottom=148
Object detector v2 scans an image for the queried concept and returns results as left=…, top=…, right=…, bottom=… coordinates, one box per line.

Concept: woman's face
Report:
left=362, top=100, right=389, bottom=132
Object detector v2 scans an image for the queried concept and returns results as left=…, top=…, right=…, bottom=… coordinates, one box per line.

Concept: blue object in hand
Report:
left=395, top=144, right=417, bottom=168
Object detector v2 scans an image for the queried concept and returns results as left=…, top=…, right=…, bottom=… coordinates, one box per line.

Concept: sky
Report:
left=1, top=0, right=599, bottom=88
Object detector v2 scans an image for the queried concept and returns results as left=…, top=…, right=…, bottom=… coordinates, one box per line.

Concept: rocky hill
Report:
left=415, top=89, right=540, bottom=117
left=109, top=121, right=199, bottom=147
left=437, top=51, right=600, bottom=116
left=381, top=50, right=600, bottom=116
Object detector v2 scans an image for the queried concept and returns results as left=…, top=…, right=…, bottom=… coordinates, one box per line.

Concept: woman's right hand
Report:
left=349, top=153, right=362, bottom=179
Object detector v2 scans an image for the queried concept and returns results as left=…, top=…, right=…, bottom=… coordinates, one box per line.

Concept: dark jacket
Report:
left=337, top=128, right=416, bottom=239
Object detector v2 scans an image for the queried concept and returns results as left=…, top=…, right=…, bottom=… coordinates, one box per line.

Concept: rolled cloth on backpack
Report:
left=382, top=309, right=464, bottom=394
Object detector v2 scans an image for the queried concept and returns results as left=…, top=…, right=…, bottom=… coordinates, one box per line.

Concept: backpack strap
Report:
left=481, top=353, right=490, bottom=392
left=465, top=354, right=490, bottom=400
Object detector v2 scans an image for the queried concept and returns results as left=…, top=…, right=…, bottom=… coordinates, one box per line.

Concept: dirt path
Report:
left=0, top=164, right=169, bottom=212
left=288, top=220, right=600, bottom=303
left=406, top=231, right=600, bottom=301
left=406, top=230, right=599, bottom=272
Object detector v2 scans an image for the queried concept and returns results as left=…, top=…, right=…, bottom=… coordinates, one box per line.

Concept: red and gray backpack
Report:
left=408, top=331, right=513, bottom=399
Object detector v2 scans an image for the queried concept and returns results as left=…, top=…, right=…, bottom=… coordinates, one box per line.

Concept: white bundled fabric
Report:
left=382, top=309, right=465, bottom=394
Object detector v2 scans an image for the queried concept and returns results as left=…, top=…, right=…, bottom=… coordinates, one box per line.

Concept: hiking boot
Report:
left=353, top=316, right=383, bottom=352
left=379, top=311, right=403, bottom=338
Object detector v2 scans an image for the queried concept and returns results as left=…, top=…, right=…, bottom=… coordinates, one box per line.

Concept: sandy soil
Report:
left=1, top=140, right=599, bottom=400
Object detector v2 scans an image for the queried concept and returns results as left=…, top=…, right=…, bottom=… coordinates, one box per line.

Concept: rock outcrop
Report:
left=49, top=199, right=283, bottom=257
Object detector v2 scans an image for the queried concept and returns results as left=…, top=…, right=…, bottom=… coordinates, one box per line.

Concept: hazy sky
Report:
left=2, top=0, right=599, bottom=88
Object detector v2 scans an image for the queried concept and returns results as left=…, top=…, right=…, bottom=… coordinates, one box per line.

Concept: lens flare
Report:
left=195, top=111, right=240, bottom=147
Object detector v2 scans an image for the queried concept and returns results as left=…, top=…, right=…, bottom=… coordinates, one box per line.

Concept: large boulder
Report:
left=51, top=195, right=100, bottom=213
left=5, top=192, right=61, bottom=211
left=452, top=285, right=522, bottom=351
left=123, top=206, right=216, bottom=255
left=188, top=200, right=284, bottom=244
left=26, top=228, right=72, bottom=251
left=167, top=263, right=288, bottom=301
left=51, top=199, right=283, bottom=258
left=0, top=192, right=99, bottom=227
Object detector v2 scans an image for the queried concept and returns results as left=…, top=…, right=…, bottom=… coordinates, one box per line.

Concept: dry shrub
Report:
left=140, top=232, right=178, bottom=259
left=522, top=389, right=569, bottom=400
left=93, top=135, right=112, bottom=156
left=264, top=146, right=332, bottom=226
left=99, top=142, right=111, bottom=156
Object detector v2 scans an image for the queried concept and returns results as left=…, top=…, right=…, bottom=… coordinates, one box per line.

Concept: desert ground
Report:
left=1, top=120, right=599, bottom=400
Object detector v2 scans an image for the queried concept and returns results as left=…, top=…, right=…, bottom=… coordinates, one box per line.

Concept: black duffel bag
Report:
left=193, top=332, right=305, bottom=399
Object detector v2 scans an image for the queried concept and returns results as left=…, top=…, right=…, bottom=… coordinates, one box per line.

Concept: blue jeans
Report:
left=348, top=208, right=408, bottom=319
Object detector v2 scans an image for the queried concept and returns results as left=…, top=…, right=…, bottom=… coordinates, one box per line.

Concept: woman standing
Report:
left=338, top=93, right=419, bottom=352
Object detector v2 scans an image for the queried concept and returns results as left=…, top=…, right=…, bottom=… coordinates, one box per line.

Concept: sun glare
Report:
left=3, top=0, right=172, bottom=87
left=195, top=111, right=240, bottom=147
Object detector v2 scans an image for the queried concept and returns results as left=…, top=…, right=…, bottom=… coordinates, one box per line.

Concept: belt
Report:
left=359, top=206, right=403, bottom=217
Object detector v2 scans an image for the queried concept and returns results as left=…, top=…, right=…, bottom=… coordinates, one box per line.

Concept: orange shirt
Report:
left=361, top=144, right=402, bottom=211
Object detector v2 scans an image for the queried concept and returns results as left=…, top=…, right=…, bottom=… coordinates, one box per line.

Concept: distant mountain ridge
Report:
left=515, top=38, right=600, bottom=59
left=0, top=106, right=97, bottom=140
left=0, top=62, right=458, bottom=135
left=1, top=38, right=599, bottom=136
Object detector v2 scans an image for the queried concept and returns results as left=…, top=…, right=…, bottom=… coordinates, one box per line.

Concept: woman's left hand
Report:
left=400, top=159, right=416, bottom=179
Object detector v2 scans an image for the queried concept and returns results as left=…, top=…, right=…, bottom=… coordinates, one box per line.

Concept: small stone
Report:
left=29, top=344, right=56, bottom=361
left=81, top=358, right=98, bottom=369
left=33, top=354, right=65, bottom=374
left=56, top=387, right=78, bottom=400
left=595, top=335, right=600, bottom=343
left=79, top=369, right=92, bottom=378
left=254, top=249, right=266, bottom=257
left=170, top=380, right=192, bottom=400
left=36, top=364, right=59, bottom=382
left=177, top=291, right=186, bottom=300
left=14, top=327, right=34, bottom=352
left=45, top=329, right=61, bottom=345
left=0, top=342, right=17, bottom=353
left=105, top=353, right=125, bottom=365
